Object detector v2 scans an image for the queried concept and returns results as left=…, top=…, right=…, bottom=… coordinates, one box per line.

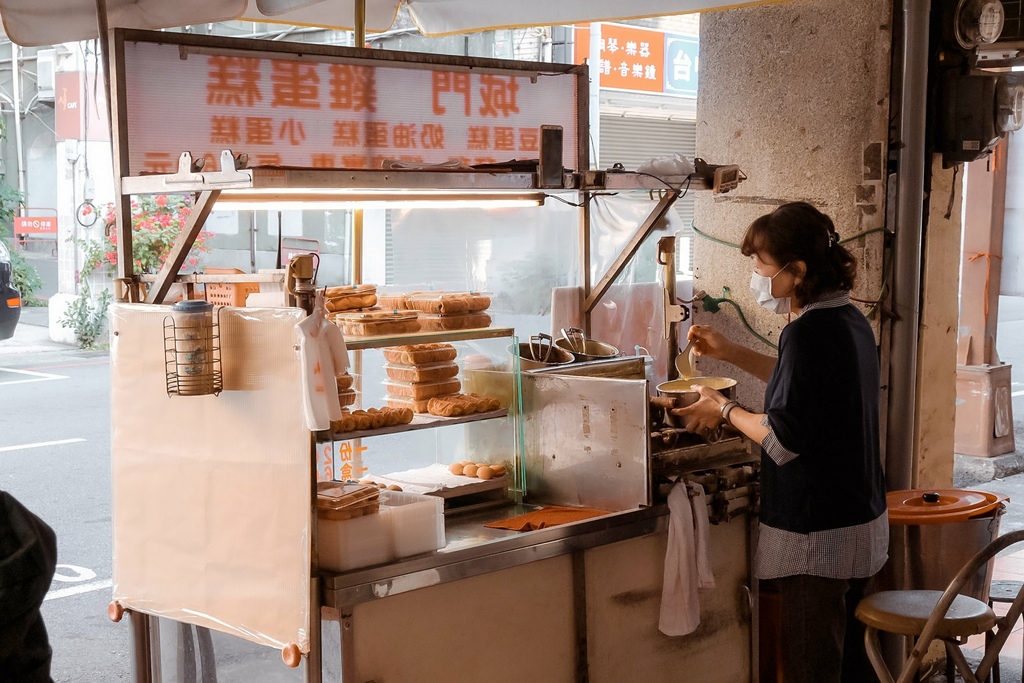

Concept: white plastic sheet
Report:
left=110, top=304, right=313, bottom=653
left=0, top=0, right=779, bottom=47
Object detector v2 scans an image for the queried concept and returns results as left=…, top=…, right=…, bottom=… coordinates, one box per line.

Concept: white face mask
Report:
left=750, top=264, right=792, bottom=315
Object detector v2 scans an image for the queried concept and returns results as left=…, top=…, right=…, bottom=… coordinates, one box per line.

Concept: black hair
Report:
left=739, top=201, right=857, bottom=306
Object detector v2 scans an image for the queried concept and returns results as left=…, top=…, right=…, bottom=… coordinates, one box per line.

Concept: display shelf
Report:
left=344, top=326, right=515, bottom=350
left=322, top=408, right=509, bottom=442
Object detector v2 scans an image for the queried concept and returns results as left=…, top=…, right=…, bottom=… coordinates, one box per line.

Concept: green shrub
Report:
left=58, top=283, right=111, bottom=349
left=7, top=245, right=45, bottom=306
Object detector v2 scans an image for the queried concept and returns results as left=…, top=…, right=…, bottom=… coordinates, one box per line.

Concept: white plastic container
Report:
left=317, top=490, right=445, bottom=572
left=318, top=511, right=392, bottom=573
left=381, top=490, right=446, bottom=559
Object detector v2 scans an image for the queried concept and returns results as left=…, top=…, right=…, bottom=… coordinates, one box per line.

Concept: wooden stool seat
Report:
left=988, top=580, right=1024, bottom=683
left=989, top=580, right=1024, bottom=603
left=856, top=590, right=997, bottom=638
left=856, top=531, right=1024, bottom=683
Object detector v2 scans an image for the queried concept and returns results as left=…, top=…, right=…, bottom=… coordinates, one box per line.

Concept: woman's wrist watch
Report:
left=720, top=400, right=741, bottom=426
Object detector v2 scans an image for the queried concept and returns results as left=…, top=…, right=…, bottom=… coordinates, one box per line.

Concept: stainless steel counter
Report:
left=321, top=504, right=667, bottom=608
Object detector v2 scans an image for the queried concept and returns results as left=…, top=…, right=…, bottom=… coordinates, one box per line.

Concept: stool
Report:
left=988, top=580, right=1024, bottom=683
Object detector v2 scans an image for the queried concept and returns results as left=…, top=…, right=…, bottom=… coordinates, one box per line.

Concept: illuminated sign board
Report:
left=123, top=41, right=582, bottom=175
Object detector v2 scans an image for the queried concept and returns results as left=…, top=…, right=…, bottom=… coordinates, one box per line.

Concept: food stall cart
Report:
left=92, top=26, right=758, bottom=683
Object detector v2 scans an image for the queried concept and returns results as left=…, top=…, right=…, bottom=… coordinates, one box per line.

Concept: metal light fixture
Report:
left=214, top=190, right=547, bottom=211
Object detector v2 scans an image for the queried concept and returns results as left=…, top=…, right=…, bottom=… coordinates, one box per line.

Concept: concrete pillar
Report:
left=693, top=0, right=891, bottom=411
left=960, top=140, right=1009, bottom=366
left=913, top=158, right=961, bottom=487
left=953, top=138, right=1015, bottom=459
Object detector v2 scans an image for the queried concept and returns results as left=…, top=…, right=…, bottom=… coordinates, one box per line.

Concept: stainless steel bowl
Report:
left=511, top=342, right=575, bottom=371
left=553, top=337, right=620, bottom=362
left=656, top=377, right=738, bottom=428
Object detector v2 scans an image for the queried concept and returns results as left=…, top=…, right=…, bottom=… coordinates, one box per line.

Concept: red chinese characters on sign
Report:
left=207, top=56, right=263, bottom=107
left=479, top=75, right=519, bottom=117
left=336, top=441, right=368, bottom=482
left=272, top=61, right=321, bottom=109
left=432, top=72, right=520, bottom=118
left=432, top=72, right=471, bottom=116
left=177, top=47, right=574, bottom=173
left=328, top=64, right=377, bottom=112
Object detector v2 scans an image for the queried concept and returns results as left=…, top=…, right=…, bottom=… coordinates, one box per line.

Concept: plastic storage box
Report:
left=318, top=510, right=392, bottom=573
left=317, top=490, right=446, bottom=572
left=380, top=489, right=446, bottom=558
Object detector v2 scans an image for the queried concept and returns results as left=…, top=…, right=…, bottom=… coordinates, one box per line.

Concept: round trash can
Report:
left=880, top=489, right=1008, bottom=601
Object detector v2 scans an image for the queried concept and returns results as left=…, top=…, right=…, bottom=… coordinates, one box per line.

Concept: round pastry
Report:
left=462, top=464, right=478, bottom=477
left=387, top=484, right=403, bottom=491
left=476, top=466, right=494, bottom=480
left=449, top=462, right=465, bottom=475
left=491, top=465, right=506, bottom=476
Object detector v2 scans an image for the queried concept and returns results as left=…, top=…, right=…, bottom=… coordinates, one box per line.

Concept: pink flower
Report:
left=155, top=195, right=168, bottom=207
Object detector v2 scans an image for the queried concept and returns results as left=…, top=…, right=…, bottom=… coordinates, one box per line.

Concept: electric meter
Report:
left=955, top=0, right=1005, bottom=48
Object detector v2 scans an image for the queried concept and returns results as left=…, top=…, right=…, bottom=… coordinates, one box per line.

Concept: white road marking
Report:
left=1013, top=390, right=1024, bottom=398
left=0, top=366, right=68, bottom=386
left=0, top=438, right=86, bottom=453
left=53, top=564, right=97, bottom=583
left=44, top=579, right=113, bottom=602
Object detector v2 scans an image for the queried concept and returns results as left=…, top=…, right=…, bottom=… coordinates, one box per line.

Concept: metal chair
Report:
left=855, top=528, right=1024, bottom=683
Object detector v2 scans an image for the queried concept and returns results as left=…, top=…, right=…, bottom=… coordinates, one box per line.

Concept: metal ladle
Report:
left=529, top=333, right=555, bottom=362
left=675, top=339, right=697, bottom=379
left=560, top=327, right=586, bottom=354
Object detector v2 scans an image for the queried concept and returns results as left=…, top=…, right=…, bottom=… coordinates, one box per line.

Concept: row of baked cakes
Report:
left=383, top=343, right=500, bottom=417
left=326, top=285, right=492, bottom=336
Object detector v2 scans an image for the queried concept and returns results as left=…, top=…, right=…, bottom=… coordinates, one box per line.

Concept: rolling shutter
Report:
left=598, top=115, right=697, bottom=269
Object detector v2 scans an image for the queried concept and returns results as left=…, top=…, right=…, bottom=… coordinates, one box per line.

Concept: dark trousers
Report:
left=774, top=574, right=877, bottom=683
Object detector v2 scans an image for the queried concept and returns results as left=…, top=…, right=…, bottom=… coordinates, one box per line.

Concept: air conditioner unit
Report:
left=36, top=49, right=55, bottom=101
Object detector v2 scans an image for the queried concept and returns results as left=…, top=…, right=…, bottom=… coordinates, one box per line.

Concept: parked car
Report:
left=0, top=240, right=21, bottom=340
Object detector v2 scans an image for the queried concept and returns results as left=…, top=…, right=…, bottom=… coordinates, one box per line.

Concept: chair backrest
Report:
left=898, top=528, right=1024, bottom=683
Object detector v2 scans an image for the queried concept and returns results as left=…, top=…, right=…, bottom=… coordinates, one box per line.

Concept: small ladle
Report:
left=675, top=339, right=697, bottom=379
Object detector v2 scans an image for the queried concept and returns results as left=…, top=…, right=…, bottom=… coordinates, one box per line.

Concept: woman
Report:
left=676, top=202, right=887, bottom=683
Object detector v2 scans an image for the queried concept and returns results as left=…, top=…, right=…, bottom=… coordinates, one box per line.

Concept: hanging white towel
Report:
left=690, top=483, right=716, bottom=591
left=659, top=481, right=716, bottom=636
left=295, top=292, right=347, bottom=430
left=659, top=482, right=699, bottom=636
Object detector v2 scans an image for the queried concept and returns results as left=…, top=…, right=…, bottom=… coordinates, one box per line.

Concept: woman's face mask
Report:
left=750, top=262, right=792, bottom=315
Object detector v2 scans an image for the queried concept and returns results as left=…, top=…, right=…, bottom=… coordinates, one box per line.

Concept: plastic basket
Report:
left=203, top=267, right=260, bottom=307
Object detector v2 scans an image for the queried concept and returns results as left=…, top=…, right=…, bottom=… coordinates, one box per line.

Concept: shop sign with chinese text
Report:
left=122, top=40, right=581, bottom=176
left=574, top=23, right=699, bottom=98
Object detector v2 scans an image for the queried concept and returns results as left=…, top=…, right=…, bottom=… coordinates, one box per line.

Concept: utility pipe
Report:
left=10, top=43, right=26, bottom=212
left=588, top=23, right=601, bottom=168
left=355, top=0, right=366, bottom=47
left=886, top=0, right=931, bottom=491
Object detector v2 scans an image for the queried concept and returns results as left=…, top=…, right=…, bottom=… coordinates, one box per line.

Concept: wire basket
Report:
left=163, top=303, right=223, bottom=397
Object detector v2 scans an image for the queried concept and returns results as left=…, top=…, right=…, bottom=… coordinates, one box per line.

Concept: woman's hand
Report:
left=672, top=385, right=730, bottom=435
left=687, top=324, right=735, bottom=363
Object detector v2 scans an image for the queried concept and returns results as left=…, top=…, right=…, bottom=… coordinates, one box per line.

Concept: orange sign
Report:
left=14, top=214, right=57, bottom=235
left=575, top=23, right=667, bottom=94
left=123, top=41, right=580, bottom=175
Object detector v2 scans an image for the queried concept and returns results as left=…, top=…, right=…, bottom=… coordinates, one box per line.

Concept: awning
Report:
left=0, top=0, right=782, bottom=47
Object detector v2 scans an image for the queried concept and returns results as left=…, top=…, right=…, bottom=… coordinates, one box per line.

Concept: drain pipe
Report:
left=10, top=43, right=26, bottom=211
left=886, top=0, right=931, bottom=492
